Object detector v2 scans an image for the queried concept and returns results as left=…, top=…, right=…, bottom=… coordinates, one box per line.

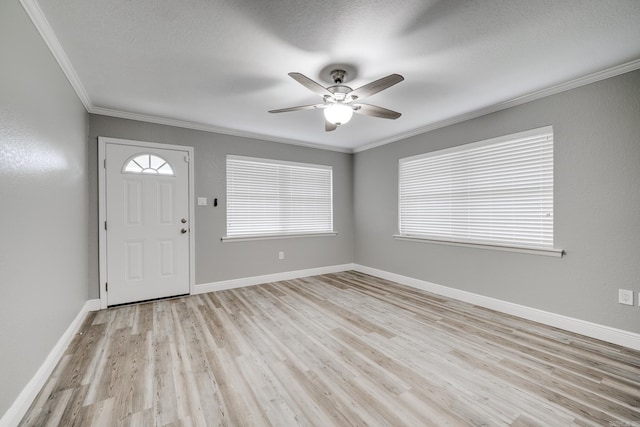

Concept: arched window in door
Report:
left=123, top=153, right=174, bottom=176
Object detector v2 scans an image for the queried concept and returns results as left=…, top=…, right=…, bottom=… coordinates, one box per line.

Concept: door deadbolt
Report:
left=181, top=218, right=187, bottom=223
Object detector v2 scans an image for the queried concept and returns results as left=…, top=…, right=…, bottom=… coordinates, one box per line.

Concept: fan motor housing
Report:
left=327, top=85, right=353, bottom=102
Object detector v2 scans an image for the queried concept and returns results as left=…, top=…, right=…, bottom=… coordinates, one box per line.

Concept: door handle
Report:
left=181, top=228, right=188, bottom=234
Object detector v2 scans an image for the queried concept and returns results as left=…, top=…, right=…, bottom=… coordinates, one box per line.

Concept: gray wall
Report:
left=354, top=69, right=640, bottom=334
left=88, top=115, right=354, bottom=298
left=1, top=0, right=637, bottom=416
left=0, top=0, right=89, bottom=416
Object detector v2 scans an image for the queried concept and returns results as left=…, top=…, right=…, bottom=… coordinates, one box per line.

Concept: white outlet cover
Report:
left=618, top=289, right=633, bottom=306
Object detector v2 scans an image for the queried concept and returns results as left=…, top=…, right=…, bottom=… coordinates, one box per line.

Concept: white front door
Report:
left=104, top=142, right=191, bottom=306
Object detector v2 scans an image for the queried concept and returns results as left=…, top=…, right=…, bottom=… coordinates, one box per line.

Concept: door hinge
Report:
left=184, top=155, right=190, bottom=163
left=104, top=221, right=107, bottom=230
left=104, top=159, right=106, bottom=169
left=105, top=282, right=108, bottom=292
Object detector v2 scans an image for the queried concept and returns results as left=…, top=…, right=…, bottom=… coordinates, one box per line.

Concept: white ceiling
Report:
left=27, top=0, right=640, bottom=152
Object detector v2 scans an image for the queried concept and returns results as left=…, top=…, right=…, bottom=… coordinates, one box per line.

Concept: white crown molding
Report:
left=353, top=58, right=640, bottom=153
left=89, top=107, right=352, bottom=153
left=93, top=57, right=640, bottom=154
left=20, top=0, right=350, bottom=154
left=22, top=0, right=640, bottom=155
left=353, top=264, right=640, bottom=351
left=0, top=299, right=100, bottom=427
left=19, top=0, right=93, bottom=112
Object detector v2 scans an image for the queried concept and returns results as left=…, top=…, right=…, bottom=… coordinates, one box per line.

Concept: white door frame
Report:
left=98, top=136, right=195, bottom=309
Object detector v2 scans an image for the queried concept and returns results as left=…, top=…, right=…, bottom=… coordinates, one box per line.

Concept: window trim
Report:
left=392, top=234, right=564, bottom=257
left=397, top=126, right=563, bottom=257
left=223, top=155, right=335, bottom=240
left=221, top=231, right=337, bottom=243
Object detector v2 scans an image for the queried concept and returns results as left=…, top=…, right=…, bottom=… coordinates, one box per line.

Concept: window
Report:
left=123, top=153, right=174, bottom=175
left=225, top=155, right=334, bottom=239
left=398, top=127, right=560, bottom=255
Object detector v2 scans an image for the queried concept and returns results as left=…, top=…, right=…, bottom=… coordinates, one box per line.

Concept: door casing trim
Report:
left=98, top=136, right=195, bottom=309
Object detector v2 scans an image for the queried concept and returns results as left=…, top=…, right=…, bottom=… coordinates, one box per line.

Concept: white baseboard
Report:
left=84, top=299, right=101, bottom=312
left=0, top=299, right=100, bottom=427
left=353, top=264, right=640, bottom=351
left=5, top=265, right=638, bottom=427
left=194, top=263, right=357, bottom=294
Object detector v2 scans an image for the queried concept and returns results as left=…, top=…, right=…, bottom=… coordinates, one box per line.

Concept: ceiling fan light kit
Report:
left=269, top=67, right=404, bottom=132
left=324, top=103, right=353, bottom=125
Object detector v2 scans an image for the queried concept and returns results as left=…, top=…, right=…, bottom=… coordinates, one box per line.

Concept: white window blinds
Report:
left=226, top=155, right=333, bottom=238
left=399, top=127, right=554, bottom=249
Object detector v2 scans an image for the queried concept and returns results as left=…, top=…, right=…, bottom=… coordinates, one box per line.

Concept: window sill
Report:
left=222, top=232, right=338, bottom=242
left=393, top=235, right=564, bottom=258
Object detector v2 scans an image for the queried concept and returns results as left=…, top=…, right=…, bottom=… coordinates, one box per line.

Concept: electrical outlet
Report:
left=278, top=251, right=284, bottom=260
left=618, top=289, right=633, bottom=306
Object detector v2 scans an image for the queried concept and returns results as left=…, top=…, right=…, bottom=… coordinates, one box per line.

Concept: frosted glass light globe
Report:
left=324, top=104, right=353, bottom=125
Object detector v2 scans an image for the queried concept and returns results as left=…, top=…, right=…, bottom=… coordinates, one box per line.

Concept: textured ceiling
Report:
left=30, top=0, right=640, bottom=151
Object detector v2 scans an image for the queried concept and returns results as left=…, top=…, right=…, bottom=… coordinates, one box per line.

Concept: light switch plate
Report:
left=197, top=197, right=207, bottom=206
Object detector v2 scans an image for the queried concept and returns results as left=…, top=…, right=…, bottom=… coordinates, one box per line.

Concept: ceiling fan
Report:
left=269, top=69, right=404, bottom=132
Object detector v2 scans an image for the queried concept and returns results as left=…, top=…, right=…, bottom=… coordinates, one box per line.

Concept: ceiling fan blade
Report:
left=325, top=120, right=337, bottom=132
left=289, top=72, right=333, bottom=97
left=269, top=104, right=326, bottom=113
left=353, top=103, right=402, bottom=119
left=349, top=74, right=404, bottom=100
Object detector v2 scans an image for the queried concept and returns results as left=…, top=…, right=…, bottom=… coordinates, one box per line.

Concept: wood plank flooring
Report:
left=20, top=271, right=640, bottom=426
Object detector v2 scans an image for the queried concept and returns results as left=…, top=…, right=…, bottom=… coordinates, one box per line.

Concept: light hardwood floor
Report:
left=20, top=271, right=640, bottom=426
